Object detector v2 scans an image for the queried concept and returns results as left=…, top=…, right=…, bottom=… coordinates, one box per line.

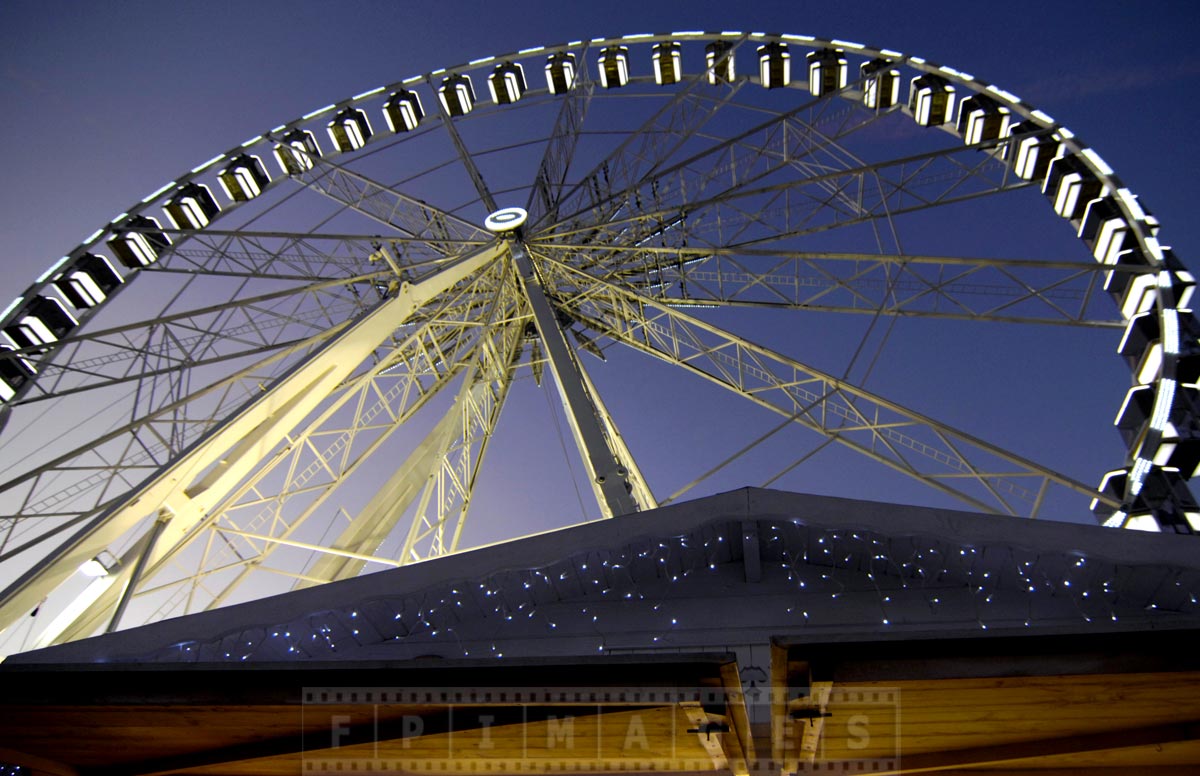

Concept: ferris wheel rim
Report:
left=0, top=31, right=1155, bottom=336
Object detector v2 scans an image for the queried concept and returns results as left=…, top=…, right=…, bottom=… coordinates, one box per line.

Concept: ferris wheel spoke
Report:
left=546, top=134, right=1026, bottom=262
left=297, top=353, right=511, bottom=586
left=0, top=320, right=365, bottom=556
left=104, top=251, right=514, bottom=628
left=159, top=230, right=493, bottom=289
left=526, top=64, right=596, bottom=225
left=545, top=95, right=873, bottom=236
left=729, top=142, right=1027, bottom=248
left=434, top=86, right=501, bottom=214
left=542, top=73, right=751, bottom=235
left=130, top=263, right=515, bottom=623
left=0, top=325, right=348, bottom=528
left=0, top=245, right=504, bottom=639
left=542, top=79, right=897, bottom=242
left=535, top=251, right=1110, bottom=518
left=155, top=229, right=370, bottom=279
left=31, top=328, right=496, bottom=639
left=152, top=228, right=472, bottom=280
left=562, top=246, right=1133, bottom=326
left=666, top=94, right=904, bottom=223
left=5, top=274, right=386, bottom=406
left=287, top=152, right=491, bottom=252
left=396, top=310, right=527, bottom=565
left=0, top=253, right=382, bottom=413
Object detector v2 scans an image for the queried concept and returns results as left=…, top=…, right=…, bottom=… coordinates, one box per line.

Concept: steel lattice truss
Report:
left=0, top=31, right=1194, bottom=652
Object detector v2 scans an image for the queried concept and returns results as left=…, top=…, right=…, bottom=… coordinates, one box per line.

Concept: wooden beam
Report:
left=776, top=630, right=1200, bottom=683
left=866, top=720, right=1200, bottom=774
left=87, top=704, right=668, bottom=776
left=774, top=653, right=836, bottom=775
left=680, top=701, right=728, bottom=771
left=770, top=641, right=789, bottom=770
left=793, top=680, right=833, bottom=764
left=719, top=660, right=756, bottom=776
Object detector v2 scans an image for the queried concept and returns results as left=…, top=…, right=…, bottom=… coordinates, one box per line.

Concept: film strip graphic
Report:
left=301, top=686, right=899, bottom=773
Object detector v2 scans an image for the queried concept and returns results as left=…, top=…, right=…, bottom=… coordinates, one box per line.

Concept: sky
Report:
left=1, top=0, right=1199, bottom=632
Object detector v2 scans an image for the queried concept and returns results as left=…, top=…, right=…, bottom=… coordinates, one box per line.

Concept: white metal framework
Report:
left=0, top=31, right=1195, bottom=653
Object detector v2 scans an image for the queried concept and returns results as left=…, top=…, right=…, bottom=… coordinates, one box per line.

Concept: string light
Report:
left=133, top=518, right=1197, bottom=663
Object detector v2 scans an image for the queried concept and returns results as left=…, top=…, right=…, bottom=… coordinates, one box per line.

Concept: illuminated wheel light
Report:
left=598, top=46, right=629, bottom=89
left=545, top=52, right=576, bottom=94
left=383, top=89, right=425, bottom=132
left=909, top=75, right=955, bottom=126
left=218, top=155, right=270, bottom=202
left=704, top=41, right=734, bottom=84
left=956, top=95, right=1010, bottom=144
left=0, top=345, right=36, bottom=402
left=1078, top=197, right=1129, bottom=265
left=488, top=62, right=527, bottom=105
left=327, top=108, right=372, bottom=152
left=108, top=215, right=172, bottom=267
left=1153, top=386, right=1182, bottom=440
left=484, top=207, right=528, bottom=233
left=1044, top=154, right=1103, bottom=219
left=439, top=74, right=476, bottom=116
left=273, top=129, right=321, bottom=174
left=757, top=42, right=790, bottom=89
left=1007, top=122, right=1060, bottom=181
left=3, top=297, right=77, bottom=349
left=163, top=183, right=220, bottom=230
left=807, top=48, right=847, bottom=96
left=652, top=42, right=682, bottom=85
left=55, top=254, right=122, bottom=310
left=861, top=58, right=899, bottom=109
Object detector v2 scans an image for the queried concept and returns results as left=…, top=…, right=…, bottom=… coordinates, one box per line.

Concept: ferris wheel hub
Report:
left=484, top=207, right=528, bottom=233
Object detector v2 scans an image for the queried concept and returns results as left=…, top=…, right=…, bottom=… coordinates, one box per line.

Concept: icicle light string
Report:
left=150, top=519, right=1200, bottom=663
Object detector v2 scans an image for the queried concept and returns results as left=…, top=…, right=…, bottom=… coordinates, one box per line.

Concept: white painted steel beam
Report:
left=0, top=244, right=503, bottom=640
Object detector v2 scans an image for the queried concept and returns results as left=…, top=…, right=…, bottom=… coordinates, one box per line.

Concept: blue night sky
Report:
left=1, top=0, right=1199, bottom=556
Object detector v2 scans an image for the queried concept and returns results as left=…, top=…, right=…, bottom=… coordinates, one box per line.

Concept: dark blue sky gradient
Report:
left=2, top=0, right=1199, bottom=548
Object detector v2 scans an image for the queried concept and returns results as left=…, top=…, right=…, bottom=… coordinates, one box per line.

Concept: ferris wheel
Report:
left=0, top=30, right=1195, bottom=653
